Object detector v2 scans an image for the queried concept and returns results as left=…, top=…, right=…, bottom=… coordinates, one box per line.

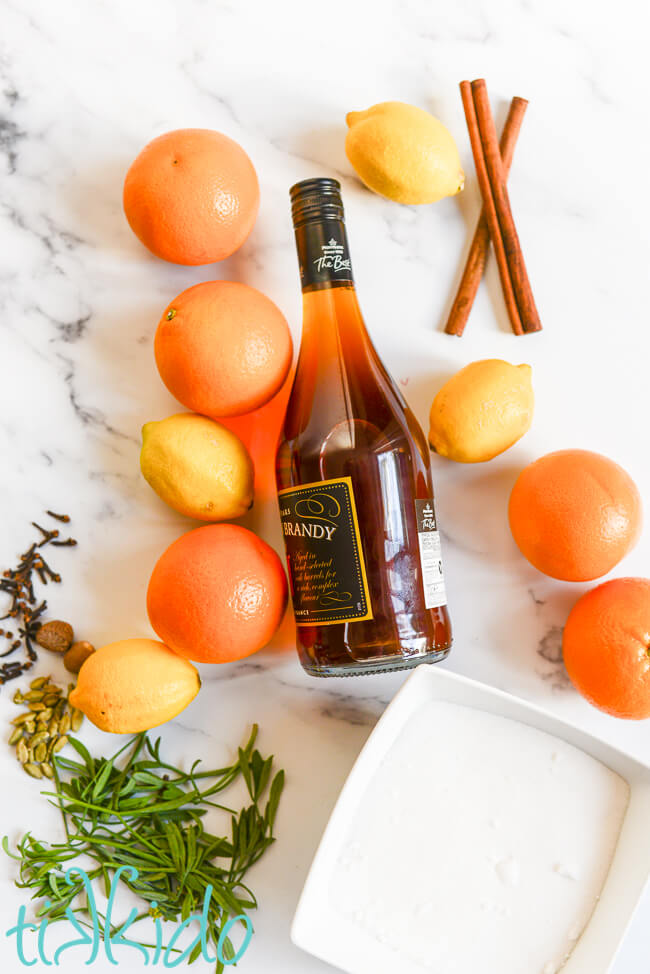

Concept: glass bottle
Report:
left=276, top=178, right=452, bottom=676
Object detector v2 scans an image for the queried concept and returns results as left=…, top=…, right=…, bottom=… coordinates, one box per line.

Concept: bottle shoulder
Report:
left=281, top=284, right=431, bottom=468
left=280, top=362, right=431, bottom=481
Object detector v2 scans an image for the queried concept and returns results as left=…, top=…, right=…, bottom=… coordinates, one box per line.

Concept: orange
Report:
left=123, top=128, right=259, bottom=265
left=563, top=578, right=650, bottom=719
left=146, top=524, right=288, bottom=664
left=155, top=281, right=293, bottom=418
left=508, top=449, right=641, bottom=581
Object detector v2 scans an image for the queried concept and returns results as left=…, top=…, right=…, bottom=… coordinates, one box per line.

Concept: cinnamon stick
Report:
left=471, top=79, right=542, bottom=334
left=459, top=80, right=524, bottom=336
left=445, top=96, right=528, bottom=337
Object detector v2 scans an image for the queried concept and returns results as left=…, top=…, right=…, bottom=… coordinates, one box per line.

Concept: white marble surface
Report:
left=1, top=0, right=649, bottom=971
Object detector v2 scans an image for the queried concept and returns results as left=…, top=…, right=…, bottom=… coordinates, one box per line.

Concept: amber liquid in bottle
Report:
left=276, top=178, right=452, bottom=676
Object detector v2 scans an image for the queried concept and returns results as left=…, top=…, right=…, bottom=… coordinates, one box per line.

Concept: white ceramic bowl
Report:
left=292, top=665, right=650, bottom=974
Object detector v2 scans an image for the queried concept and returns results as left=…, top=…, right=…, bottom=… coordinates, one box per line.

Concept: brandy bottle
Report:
left=276, top=178, right=452, bottom=676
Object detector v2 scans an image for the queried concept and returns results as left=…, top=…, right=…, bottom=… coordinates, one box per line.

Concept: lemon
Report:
left=68, top=638, right=200, bottom=733
left=428, top=360, right=534, bottom=463
left=345, top=101, right=464, bottom=205
left=141, top=412, right=254, bottom=521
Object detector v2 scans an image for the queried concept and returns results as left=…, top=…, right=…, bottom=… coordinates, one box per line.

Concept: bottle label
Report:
left=295, top=219, right=355, bottom=292
left=414, top=499, right=448, bottom=609
left=278, top=476, right=373, bottom=627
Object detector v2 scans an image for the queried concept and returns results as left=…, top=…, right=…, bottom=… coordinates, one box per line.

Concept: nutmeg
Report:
left=63, top=640, right=96, bottom=674
left=35, top=620, right=74, bottom=654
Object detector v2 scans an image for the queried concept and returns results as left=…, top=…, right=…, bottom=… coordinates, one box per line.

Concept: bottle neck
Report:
left=294, top=217, right=355, bottom=293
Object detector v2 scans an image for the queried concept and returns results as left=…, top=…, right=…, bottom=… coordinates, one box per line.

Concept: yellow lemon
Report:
left=141, top=412, right=254, bottom=521
left=345, top=101, right=464, bottom=205
left=68, top=638, right=200, bottom=733
left=429, top=360, right=534, bottom=463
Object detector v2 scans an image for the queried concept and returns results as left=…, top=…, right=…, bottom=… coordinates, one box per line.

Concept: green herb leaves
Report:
left=3, top=724, right=284, bottom=972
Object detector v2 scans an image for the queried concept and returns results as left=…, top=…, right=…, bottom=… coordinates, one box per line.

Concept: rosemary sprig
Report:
left=3, top=724, right=284, bottom=971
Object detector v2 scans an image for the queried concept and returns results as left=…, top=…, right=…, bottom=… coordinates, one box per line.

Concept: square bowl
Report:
left=291, top=665, right=650, bottom=974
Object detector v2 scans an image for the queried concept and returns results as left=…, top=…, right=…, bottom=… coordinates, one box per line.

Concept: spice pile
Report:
left=0, top=512, right=95, bottom=685
left=10, top=678, right=84, bottom=779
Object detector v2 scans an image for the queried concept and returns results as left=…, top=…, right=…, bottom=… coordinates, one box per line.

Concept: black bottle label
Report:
left=278, top=477, right=373, bottom=626
left=294, top=219, right=355, bottom=292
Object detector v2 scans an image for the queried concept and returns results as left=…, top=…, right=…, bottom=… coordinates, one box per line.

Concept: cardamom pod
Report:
left=53, top=736, right=68, bottom=753
left=16, top=739, right=29, bottom=764
left=28, top=702, right=46, bottom=712
left=11, top=712, right=32, bottom=726
left=71, top=709, right=84, bottom=732
left=8, top=727, right=23, bottom=746
left=13, top=690, right=24, bottom=704
left=24, top=690, right=45, bottom=702
left=29, top=677, right=48, bottom=690
left=30, top=731, right=49, bottom=748
left=24, top=763, right=43, bottom=779
left=39, top=708, right=53, bottom=722
left=34, top=742, right=47, bottom=763
left=43, top=694, right=60, bottom=708
left=24, top=719, right=36, bottom=735
left=59, top=713, right=71, bottom=736
left=41, top=762, right=54, bottom=779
